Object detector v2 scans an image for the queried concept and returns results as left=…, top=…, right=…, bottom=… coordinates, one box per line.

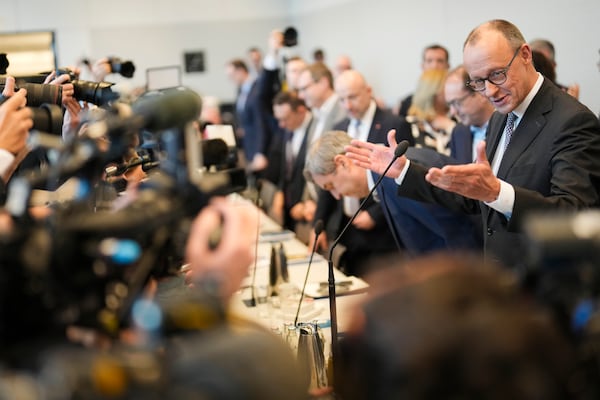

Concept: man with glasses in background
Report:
left=345, top=19, right=600, bottom=270
left=444, top=65, right=496, bottom=164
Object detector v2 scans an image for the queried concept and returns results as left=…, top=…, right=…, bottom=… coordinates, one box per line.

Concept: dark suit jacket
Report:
left=397, top=78, right=600, bottom=269
left=314, top=106, right=414, bottom=252
left=0, top=178, right=6, bottom=205
left=375, top=146, right=481, bottom=256
left=449, top=123, right=474, bottom=164
left=236, top=80, right=267, bottom=163
left=272, top=118, right=313, bottom=229
left=397, top=94, right=413, bottom=118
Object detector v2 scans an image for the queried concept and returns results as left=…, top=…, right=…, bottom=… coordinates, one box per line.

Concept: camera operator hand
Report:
left=0, top=77, right=32, bottom=157
left=185, top=197, right=258, bottom=302
left=43, top=70, right=75, bottom=106
left=62, top=97, right=90, bottom=140
left=89, top=57, right=112, bottom=82
left=268, top=29, right=284, bottom=56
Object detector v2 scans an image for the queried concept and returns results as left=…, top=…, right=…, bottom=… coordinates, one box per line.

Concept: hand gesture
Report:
left=44, top=70, right=75, bottom=105
left=345, top=129, right=407, bottom=179
left=425, top=141, right=501, bottom=202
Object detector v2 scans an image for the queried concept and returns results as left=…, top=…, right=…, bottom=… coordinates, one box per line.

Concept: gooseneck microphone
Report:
left=294, top=220, right=324, bottom=326
left=248, top=179, right=263, bottom=307
left=327, top=139, right=409, bottom=386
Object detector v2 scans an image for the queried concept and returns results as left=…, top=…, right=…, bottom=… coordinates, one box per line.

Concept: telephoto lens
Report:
left=30, top=104, right=64, bottom=135
left=72, top=80, right=119, bottom=106
left=14, top=82, right=63, bottom=107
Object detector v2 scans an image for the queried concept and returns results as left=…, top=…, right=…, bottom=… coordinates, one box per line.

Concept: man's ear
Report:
left=333, top=154, right=347, bottom=168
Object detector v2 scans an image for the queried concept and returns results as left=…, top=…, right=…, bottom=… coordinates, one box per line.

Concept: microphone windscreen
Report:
left=314, top=219, right=325, bottom=236
left=394, top=140, right=410, bottom=158
left=132, top=88, right=202, bottom=131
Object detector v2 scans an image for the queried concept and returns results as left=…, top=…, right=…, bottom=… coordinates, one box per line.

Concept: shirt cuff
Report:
left=263, top=53, right=278, bottom=71
left=484, top=179, right=515, bottom=218
left=393, top=159, right=411, bottom=186
left=0, top=148, right=15, bottom=176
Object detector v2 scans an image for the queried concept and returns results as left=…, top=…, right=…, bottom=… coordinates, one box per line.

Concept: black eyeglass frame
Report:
left=446, top=91, right=474, bottom=109
left=466, top=46, right=522, bottom=91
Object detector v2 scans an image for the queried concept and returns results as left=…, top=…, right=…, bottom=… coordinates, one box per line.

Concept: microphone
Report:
left=248, top=179, right=263, bottom=307
left=104, top=154, right=153, bottom=178
left=294, top=220, right=324, bottom=326
left=326, top=139, right=409, bottom=384
left=86, top=87, right=202, bottom=141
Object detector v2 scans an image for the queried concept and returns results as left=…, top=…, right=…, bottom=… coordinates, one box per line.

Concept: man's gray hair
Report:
left=304, top=130, right=351, bottom=183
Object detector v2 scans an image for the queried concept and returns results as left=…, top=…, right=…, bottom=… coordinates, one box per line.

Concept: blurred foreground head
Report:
left=338, top=252, right=576, bottom=400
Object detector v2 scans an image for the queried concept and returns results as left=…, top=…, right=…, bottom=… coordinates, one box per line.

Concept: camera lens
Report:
left=72, top=80, right=119, bottom=106
left=18, top=82, right=62, bottom=107
left=30, top=104, right=64, bottom=135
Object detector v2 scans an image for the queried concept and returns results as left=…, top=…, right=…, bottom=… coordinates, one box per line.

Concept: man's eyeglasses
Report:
left=297, top=81, right=315, bottom=92
left=446, top=92, right=474, bottom=109
left=466, top=46, right=521, bottom=91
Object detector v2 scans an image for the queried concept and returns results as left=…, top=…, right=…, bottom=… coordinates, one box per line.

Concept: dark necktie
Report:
left=503, top=112, right=517, bottom=152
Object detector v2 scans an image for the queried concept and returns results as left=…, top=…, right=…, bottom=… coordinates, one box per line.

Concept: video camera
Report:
left=524, top=210, right=600, bottom=397
left=0, top=87, right=247, bottom=359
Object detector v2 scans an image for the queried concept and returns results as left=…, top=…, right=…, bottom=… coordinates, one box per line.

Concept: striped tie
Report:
left=503, top=112, right=516, bottom=152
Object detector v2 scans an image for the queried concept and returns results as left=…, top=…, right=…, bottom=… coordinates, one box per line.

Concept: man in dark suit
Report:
left=296, top=62, right=347, bottom=144
left=305, top=132, right=481, bottom=261
left=225, top=59, right=268, bottom=174
left=310, top=70, right=414, bottom=276
left=444, top=65, right=496, bottom=164
left=270, top=91, right=314, bottom=232
left=345, top=19, right=600, bottom=271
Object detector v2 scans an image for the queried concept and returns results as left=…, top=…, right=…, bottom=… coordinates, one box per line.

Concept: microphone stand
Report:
left=248, top=178, right=263, bottom=307
left=327, top=140, right=409, bottom=387
left=294, top=220, right=324, bottom=326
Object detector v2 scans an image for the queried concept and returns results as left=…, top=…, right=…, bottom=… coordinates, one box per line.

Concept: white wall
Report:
left=1, top=0, right=291, bottom=102
left=290, top=0, right=600, bottom=114
left=1, top=0, right=599, bottom=113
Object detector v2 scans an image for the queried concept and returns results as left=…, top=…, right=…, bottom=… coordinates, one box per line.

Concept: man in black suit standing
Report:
left=270, top=91, right=314, bottom=233
left=311, top=69, right=414, bottom=276
left=346, top=19, right=600, bottom=271
left=225, top=59, right=268, bottom=174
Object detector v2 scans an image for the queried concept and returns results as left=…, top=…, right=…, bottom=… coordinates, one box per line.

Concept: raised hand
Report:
left=344, top=129, right=407, bottom=179
left=425, top=141, right=501, bottom=202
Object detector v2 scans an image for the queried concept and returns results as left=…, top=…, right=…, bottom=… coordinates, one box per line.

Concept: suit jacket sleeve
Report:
left=398, top=162, right=481, bottom=215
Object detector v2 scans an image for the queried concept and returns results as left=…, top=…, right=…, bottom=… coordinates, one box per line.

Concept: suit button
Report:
left=487, top=228, right=494, bottom=236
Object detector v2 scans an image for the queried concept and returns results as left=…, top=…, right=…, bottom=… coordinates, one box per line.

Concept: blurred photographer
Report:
left=0, top=76, right=33, bottom=187
left=82, top=57, right=136, bottom=82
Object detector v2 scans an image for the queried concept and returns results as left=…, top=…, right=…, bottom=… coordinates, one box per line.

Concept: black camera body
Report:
left=108, top=57, right=136, bottom=78
left=0, top=87, right=247, bottom=355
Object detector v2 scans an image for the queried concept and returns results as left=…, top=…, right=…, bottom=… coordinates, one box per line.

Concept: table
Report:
left=227, top=194, right=369, bottom=353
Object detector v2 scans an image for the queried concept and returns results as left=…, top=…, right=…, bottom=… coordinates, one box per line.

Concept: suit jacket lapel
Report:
left=497, top=80, right=552, bottom=179
left=294, top=117, right=313, bottom=173
left=367, top=108, right=383, bottom=143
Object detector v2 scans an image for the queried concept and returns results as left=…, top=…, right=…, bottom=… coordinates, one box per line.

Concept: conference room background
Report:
left=3, top=0, right=599, bottom=119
